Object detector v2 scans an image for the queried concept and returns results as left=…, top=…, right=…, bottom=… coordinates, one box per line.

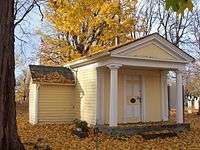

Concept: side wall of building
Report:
left=38, top=84, right=75, bottom=122
left=29, top=80, right=38, bottom=124
left=75, top=64, right=97, bottom=125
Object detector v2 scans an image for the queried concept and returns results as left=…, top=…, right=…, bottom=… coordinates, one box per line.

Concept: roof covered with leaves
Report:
left=29, top=65, right=75, bottom=84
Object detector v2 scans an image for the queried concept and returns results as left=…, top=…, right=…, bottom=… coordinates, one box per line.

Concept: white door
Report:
left=125, top=75, right=142, bottom=123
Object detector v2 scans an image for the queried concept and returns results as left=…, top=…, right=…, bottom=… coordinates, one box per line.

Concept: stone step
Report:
left=140, top=130, right=178, bottom=140
left=98, top=123, right=190, bottom=137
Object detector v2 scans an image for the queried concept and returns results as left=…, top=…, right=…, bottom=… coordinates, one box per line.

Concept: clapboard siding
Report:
left=38, top=85, right=75, bottom=122
left=75, top=64, right=97, bottom=125
left=145, top=71, right=162, bottom=122
left=29, top=80, right=38, bottom=124
left=102, top=68, right=162, bottom=123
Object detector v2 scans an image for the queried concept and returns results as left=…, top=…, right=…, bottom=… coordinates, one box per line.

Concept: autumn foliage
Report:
left=39, top=0, right=138, bottom=65
left=17, top=103, right=200, bottom=149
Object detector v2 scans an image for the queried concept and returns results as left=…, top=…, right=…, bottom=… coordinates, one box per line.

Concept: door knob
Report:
left=130, top=98, right=136, bottom=103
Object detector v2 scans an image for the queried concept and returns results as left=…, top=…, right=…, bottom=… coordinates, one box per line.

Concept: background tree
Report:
left=134, top=0, right=158, bottom=38
left=15, top=54, right=30, bottom=103
left=157, top=0, right=193, bottom=47
left=39, top=0, right=195, bottom=65
left=14, top=0, right=44, bottom=104
left=136, top=0, right=194, bottom=48
left=185, top=61, right=200, bottom=114
left=16, top=70, right=30, bottom=102
left=14, top=0, right=44, bottom=60
left=188, top=2, right=200, bottom=57
left=165, top=0, right=193, bottom=13
left=39, top=0, right=138, bottom=65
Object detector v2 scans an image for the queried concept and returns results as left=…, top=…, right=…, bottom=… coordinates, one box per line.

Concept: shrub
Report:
left=73, top=119, right=89, bottom=132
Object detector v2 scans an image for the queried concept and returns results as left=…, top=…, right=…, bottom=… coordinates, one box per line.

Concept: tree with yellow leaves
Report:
left=39, top=0, right=138, bottom=65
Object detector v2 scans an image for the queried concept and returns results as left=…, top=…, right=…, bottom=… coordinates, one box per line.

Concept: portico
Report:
left=103, top=63, right=184, bottom=126
left=95, top=34, right=194, bottom=127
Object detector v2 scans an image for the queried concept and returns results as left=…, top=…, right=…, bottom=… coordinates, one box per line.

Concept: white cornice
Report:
left=67, top=52, right=110, bottom=68
left=111, top=55, right=189, bottom=64
left=97, top=57, right=186, bottom=70
left=65, top=33, right=194, bottom=69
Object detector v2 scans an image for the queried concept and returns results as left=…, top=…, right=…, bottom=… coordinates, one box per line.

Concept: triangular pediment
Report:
left=110, top=34, right=194, bottom=62
left=67, top=33, right=194, bottom=68
left=119, top=43, right=179, bottom=61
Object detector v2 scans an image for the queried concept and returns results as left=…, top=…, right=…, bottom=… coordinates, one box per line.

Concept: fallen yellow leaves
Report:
left=17, top=103, right=200, bottom=150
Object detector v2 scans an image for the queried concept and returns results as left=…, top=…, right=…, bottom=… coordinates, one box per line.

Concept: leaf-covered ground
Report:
left=17, top=103, right=200, bottom=150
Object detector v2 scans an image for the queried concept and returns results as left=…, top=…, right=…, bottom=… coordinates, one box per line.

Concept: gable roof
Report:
left=68, top=33, right=195, bottom=67
left=109, top=33, right=195, bottom=61
left=29, top=65, right=75, bottom=84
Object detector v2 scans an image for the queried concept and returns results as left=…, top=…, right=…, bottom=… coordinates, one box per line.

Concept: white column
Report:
left=96, top=68, right=104, bottom=124
left=176, top=70, right=184, bottom=123
left=194, top=97, right=200, bottom=110
left=161, top=71, right=169, bottom=121
left=107, top=64, right=122, bottom=126
left=187, top=98, right=192, bottom=114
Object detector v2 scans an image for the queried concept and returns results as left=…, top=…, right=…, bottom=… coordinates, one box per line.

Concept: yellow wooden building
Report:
left=29, top=33, right=194, bottom=126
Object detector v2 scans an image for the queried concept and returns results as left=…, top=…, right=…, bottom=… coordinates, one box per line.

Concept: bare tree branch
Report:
left=14, top=0, right=45, bottom=28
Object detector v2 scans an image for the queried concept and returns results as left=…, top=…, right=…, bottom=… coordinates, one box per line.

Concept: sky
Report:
left=15, top=6, right=42, bottom=77
left=14, top=0, right=200, bottom=77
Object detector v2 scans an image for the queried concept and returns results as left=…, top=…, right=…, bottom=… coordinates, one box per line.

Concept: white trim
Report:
left=29, top=82, right=39, bottom=125
left=110, top=55, right=188, bottom=64
left=98, top=57, right=185, bottom=70
left=34, top=84, right=39, bottom=124
left=69, top=53, right=110, bottom=68
left=176, top=70, right=184, bottom=123
left=107, top=64, right=121, bottom=126
left=161, top=72, right=165, bottom=121
left=107, top=63, right=122, bottom=69
left=29, top=82, right=32, bottom=124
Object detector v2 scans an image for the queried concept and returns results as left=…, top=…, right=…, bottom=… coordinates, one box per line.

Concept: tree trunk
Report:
left=0, top=0, right=24, bottom=149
